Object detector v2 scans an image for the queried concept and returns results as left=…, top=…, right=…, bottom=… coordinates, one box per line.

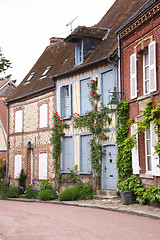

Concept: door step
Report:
left=93, top=190, right=119, bottom=201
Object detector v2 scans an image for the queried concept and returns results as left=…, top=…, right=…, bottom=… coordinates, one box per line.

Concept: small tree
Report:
left=0, top=48, right=12, bottom=81
left=18, top=169, right=27, bottom=194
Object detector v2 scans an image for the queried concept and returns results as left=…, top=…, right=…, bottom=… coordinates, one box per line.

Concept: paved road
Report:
left=0, top=200, right=160, bottom=240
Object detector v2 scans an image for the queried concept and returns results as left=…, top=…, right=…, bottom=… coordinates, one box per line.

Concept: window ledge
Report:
left=137, top=94, right=151, bottom=101
left=140, top=173, right=153, bottom=179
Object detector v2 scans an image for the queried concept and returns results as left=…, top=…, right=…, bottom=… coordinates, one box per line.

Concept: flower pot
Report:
left=121, top=191, right=133, bottom=205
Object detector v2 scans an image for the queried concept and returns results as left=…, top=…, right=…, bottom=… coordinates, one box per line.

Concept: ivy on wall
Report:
left=73, top=78, right=112, bottom=176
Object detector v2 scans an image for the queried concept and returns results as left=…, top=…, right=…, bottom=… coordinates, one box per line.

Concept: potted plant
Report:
left=117, top=178, right=133, bottom=205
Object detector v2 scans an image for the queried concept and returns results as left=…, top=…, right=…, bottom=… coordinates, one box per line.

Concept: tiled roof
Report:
left=65, top=26, right=108, bottom=42
left=6, top=0, right=148, bottom=103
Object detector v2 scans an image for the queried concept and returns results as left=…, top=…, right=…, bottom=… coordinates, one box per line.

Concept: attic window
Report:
left=75, top=40, right=83, bottom=65
left=25, top=72, right=35, bottom=84
left=40, top=66, right=51, bottom=79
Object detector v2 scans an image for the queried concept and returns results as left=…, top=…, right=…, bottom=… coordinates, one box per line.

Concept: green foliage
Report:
left=18, top=169, right=27, bottom=194
left=0, top=186, right=19, bottom=199
left=143, top=186, right=160, bottom=204
left=0, top=187, right=8, bottom=199
left=0, top=47, right=12, bottom=81
left=73, top=78, right=111, bottom=175
left=116, top=99, right=135, bottom=178
left=78, top=182, right=93, bottom=200
left=59, top=186, right=80, bottom=201
left=0, top=159, right=6, bottom=181
left=50, top=112, right=69, bottom=174
left=40, top=180, right=53, bottom=191
left=137, top=99, right=153, bottom=132
left=117, top=175, right=145, bottom=204
left=24, top=184, right=39, bottom=199
left=38, top=189, right=57, bottom=201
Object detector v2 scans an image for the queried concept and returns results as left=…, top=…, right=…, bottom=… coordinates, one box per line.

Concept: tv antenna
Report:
left=66, top=16, right=78, bottom=33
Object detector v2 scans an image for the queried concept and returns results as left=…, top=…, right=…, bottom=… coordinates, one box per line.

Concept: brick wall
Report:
left=119, top=7, right=160, bottom=188
left=8, top=90, right=56, bottom=185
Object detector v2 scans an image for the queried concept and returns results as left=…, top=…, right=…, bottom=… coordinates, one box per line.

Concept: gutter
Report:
left=50, top=55, right=117, bottom=80
left=5, top=84, right=55, bottom=104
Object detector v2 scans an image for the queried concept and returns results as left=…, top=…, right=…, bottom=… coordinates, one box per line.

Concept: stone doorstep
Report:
left=94, top=189, right=119, bottom=200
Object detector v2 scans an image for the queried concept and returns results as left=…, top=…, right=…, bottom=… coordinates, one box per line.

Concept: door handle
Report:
left=104, top=166, right=106, bottom=172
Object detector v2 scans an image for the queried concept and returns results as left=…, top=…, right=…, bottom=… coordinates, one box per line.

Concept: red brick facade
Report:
left=118, top=1, right=160, bottom=187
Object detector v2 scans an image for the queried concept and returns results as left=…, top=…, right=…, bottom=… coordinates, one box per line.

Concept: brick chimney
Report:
left=50, top=37, right=63, bottom=45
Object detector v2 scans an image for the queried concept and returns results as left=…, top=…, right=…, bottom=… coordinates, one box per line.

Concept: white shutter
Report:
left=39, top=153, right=47, bottom=179
left=131, top=123, right=140, bottom=174
left=130, top=53, right=137, bottom=99
left=14, top=154, right=22, bottom=178
left=149, top=41, right=156, bottom=92
left=150, top=122, right=160, bottom=176
left=40, top=104, right=48, bottom=128
left=15, top=110, right=23, bottom=132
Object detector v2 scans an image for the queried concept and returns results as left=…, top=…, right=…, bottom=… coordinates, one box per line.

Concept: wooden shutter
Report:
left=130, top=53, right=137, bottom=99
left=81, top=135, right=92, bottom=172
left=14, top=154, right=22, bottom=178
left=80, top=79, right=91, bottom=114
left=150, top=122, right=160, bottom=176
left=15, top=110, right=22, bottom=132
left=149, top=41, right=156, bottom=92
left=62, top=137, right=74, bottom=171
left=68, top=84, right=72, bottom=117
left=39, top=153, right=47, bottom=179
left=131, top=123, right=139, bottom=174
left=40, top=104, right=48, bottom=128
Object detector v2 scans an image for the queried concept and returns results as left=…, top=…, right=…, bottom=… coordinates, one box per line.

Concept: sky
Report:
left=1, top=0, right=115, bottom=85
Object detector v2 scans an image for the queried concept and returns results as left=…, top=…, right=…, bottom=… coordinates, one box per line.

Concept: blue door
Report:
left=102, top=145, right=118, bottom=190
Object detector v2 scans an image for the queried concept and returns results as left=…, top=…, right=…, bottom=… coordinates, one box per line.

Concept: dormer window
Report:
left=75, top=40, right=83, bottom=65
left=40, top=66, right=51, bottom=79
left=25, top=72, right=35, bottom=84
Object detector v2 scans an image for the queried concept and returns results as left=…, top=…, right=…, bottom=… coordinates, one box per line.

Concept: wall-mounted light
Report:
left=27, top=141, right=31, bottom=149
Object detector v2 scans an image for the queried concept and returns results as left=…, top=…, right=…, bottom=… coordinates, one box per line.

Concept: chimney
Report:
left=50, top=37, right=63, bottom=45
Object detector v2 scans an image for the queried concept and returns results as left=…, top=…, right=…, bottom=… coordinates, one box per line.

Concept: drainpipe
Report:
left=4, top=102, right=9, bottom=183
left=117, top=34, right=121, bottom=99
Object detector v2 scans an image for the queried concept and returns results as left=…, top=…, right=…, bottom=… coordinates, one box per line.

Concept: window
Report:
left=80, top=79, right=91, bottom=114
left=62, top=137, right=74, bottom=171
left=131, top=123, right=139, bottom=174
left=102, top=70, right=115, bottom=106
left=145, top=128, right=152, bottom=172
left=14, top=154, right=22, bottom=178
left=41, top=66, right=51, bottom=78
left=39, top=153, right=47, bottom=179
left=39, top=104, right=48, bottom=128
left=130, top=41, right=156, bottom=99
left=80, top=135, right=92, bottom=172
left=25, top=72, right=35, bottom=84
left=75, top=40, right=83, bottom=65
left=60, top=85, right=72, bottom=118
left=15, top=110, right=23, bottom=132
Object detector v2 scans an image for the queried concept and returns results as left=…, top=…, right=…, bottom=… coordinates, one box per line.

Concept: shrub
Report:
left=18, top=169, right=27, bottom=194
left=24, top=184, right=39, bottom=199
left=78, top=182, right=93, bottom=200
left=0, top=187, right=8, bottom=199
left=117, top=175, right=145, bottom=204
left=143, top=186, right=160, bottom=205
left=0, top=159, right=6, bottom=181
left=59, top=186, right=80, bottom=201
left=40, top=180, right=53, bottom=191
left=7, top=186, right=19, bottom=198
left=38, top=189, right=56, bottom=201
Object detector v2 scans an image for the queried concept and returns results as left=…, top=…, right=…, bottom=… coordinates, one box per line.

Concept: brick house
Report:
left=5, top=0, right=147, bottom=189
left=0, top=79, right=16, bottom=160
left=117, top=0, right=160, bottom=188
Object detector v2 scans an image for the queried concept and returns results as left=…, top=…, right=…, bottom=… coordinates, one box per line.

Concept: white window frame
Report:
left=130, top=53, right=137, bottom=99
left=15, top=110, right=23, bottom=133
left=39, top=104, right=48, bottom=128
left=143, top=51, right=149, bottom=95
left=14, top=154, right=22, bottom=178
left=60, top=84, right=72, bottom=118
left=75, top=40, right=83, bottom=65
left=145, top=127, right=152, bottom=173
left=39, top=153, right=47, bottom=180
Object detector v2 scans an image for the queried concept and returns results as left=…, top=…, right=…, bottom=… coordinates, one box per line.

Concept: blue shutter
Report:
left=62, top=137, right=74, bottom=171
left=68, top=84, right=72, bottom=117
left=81, top=135, right=92, bottom=172
left=102, top=70, right=115, bottom=106
left=80, top=79, right=91, bottom=114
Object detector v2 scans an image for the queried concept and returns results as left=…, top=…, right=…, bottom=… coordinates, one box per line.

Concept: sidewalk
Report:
left=6, top=197, right=160, bottom=220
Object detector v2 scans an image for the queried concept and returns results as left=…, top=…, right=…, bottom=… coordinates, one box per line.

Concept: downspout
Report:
left=4, top=102, right=9, bottom=183
left=117, top=34, right=121, bottom=99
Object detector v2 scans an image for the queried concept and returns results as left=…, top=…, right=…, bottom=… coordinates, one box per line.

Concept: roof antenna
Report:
left=66, top=16, right=78, bottom=33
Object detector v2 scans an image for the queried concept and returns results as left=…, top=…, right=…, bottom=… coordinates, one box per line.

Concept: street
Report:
left=0, top=200, right=160, bottom=240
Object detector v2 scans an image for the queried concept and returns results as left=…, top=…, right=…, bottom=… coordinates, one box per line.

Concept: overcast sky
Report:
left=1, top=0, right=115, bottom=85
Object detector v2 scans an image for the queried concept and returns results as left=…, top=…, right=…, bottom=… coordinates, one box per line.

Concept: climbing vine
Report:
left=50, top=112, right=69, bottom=174
left=116, top=98, right=135, bottom=178
left=73, top=78, right=111, bottom=176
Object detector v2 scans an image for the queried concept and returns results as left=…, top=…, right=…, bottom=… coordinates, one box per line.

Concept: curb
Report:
left=4, top=198, right=160, bottom=220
